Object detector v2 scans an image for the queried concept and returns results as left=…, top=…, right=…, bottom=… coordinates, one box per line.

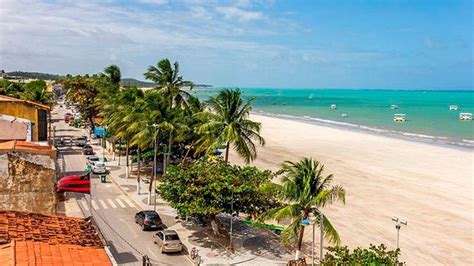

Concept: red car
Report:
left=57, top=174, right=90, bottom=194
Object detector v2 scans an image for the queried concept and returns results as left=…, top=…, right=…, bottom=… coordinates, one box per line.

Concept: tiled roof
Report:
left=0, top=95, right=50, bottom=110
left=0, top=140, right=57, bottom=159
left=1, top=240, right=111, bottom=266
left=0, top=210, right=103, bottom=248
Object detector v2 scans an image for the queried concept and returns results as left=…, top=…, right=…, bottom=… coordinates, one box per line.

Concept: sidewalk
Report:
left=98, top=146, right=292, bottom=266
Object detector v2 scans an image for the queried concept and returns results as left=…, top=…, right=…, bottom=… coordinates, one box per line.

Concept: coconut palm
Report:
left=260, top=158, right=346, bottom=260
left=21, top=80, right=53, bottom=105
left=196, top=88, right=264, bottom=163
left=144, top=59, right=193, bottom=108
left=103, top=65, right=121, bottom=86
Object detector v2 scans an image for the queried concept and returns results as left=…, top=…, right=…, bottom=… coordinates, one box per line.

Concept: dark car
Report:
left=76, top=136, right=87, bottom=146
left=57, top=174, right=90, bottom=194
left=82, top=145, right=94, bottom=155
left=135, top=210, right=163, bottom=230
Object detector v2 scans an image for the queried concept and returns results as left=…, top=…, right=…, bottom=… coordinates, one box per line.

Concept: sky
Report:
left=0, top=0, right=472, bottom=89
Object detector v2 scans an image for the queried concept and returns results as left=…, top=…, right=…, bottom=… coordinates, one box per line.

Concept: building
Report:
left=0, top=140, right=57, bottom=215
left=0, top=114, right=34, bottom=142
left=0, top=210, right=111, bottom=265
left=0, top=95, right=50, bottom=142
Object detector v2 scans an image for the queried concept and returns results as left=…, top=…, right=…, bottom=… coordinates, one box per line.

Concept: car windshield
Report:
left=165, top=234, right=180, bottom=241
left=89, top=157, right=99, bottom=161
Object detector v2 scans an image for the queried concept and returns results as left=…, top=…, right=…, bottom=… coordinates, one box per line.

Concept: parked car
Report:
left=87, top=155, right=100, bottom=165
left=82, top=145, right=94, bottom=155
left=91, top=161, right=106, bottom=174
left=153, top=230, right=183, bottom=253
left=134, top=210, right=163, bottom=230
left=76, top=136, right=87, bottom=146
left=57, top=174, right=90, bottom=194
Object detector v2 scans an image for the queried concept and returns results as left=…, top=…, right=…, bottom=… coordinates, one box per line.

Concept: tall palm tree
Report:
left=196, top=88, right=265, bottom=164
left=143, top=59, right=193, bottom=108
left=260, top=158, right=346, bottom=260
left=21, top=80, right=53, bottom=106
left=103, top=65, right=121, bottom=86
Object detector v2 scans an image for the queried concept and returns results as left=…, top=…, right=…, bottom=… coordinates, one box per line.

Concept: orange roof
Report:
left=1, top=240, right=111, bottom=266
left=0, top=140, right=56, bottom=159
left=0, top=210, right=103, bottom=248
left=0, top=95, right=50, bottom=110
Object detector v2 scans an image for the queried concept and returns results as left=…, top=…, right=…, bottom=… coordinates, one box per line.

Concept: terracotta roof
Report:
left=0, top=95, right=50, bottom=110
left=0, top=210, right=103, bottom=248
left=0, top=140, right=56, bottom=159
left=1, top=240, right=111, bottom=266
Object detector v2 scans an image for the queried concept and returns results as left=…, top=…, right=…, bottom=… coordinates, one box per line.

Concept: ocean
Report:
left=194, top=88, right=474, bottom=149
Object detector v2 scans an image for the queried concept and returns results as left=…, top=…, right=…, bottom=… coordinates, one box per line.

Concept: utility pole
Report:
left=319, top=211, right=324, bottom=263
left=229, top=188, right=234, bottom=251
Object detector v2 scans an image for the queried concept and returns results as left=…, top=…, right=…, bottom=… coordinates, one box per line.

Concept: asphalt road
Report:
left=52, top=100, right=190, bottom=266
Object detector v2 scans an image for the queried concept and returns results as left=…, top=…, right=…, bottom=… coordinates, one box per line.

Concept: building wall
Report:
left=0, top=152, right=57, bottom=215
left=0, top=102, right=40, bottom=141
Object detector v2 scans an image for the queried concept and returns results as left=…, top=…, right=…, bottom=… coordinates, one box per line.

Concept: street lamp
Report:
left=152, top=124, right=159, bottom=209
left=229, top=187, right=235, bottom=252
left=302, top=211, right=324, bottom=265
left=391, top=216, right=407, bottom=249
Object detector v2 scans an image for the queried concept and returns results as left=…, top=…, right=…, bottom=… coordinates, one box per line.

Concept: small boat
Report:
left=341, top=114, right=348, bottom=118
left=331, top=104, right=337, bottom=110
left=391, top=105, right=399, bottom=110
left=449, top=105, right=458, bottom=111
left=393, top=114, right=406, bottom=123
left=308, top=94, right=314, bottom=100
left=459, top=113, right=472, bottom=120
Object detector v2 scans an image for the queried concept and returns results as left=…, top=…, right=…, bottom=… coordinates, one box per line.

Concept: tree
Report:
left=159, top=158, right=277, bottom=237
left=321, top=244, right=404, bottom=265
left=103, top=65, right=121, bottom=86
left=196, top=88, right=265, bottom=164
left=260, top=158, right=346, bottom=260
left=144, top=58, right=193, bottom=108
left=20, top=80, right=53, bottom=105
left=0, top=79, right=23, bottom=97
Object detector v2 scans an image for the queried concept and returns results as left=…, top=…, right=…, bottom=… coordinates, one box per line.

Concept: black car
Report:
left=82, top=145, right=94, bottom=155
left=135, top=210, right=163, bottom=231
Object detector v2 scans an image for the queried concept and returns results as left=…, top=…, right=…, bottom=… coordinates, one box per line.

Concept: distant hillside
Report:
left=6, top=71, right=63, bottom=80
left=121, top=78, right=157, bottom=88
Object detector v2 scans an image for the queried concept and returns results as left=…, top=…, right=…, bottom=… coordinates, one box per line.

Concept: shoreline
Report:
left=251, top=110, right=474, bottom=151
left=228, top=114, right=473, bottom=265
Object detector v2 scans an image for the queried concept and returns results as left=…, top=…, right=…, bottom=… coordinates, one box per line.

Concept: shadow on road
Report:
left=108, top=241, right=139, bottom=264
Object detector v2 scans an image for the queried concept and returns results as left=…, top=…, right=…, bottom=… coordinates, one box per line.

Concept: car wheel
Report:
left=142, top=224, right=146, bottom=231
left=160, top=246, right=164, bottom=254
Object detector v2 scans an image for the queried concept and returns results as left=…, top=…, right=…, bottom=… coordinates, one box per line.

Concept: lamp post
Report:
left=391, top=216, right=407, bottom=249
left=301, top=211, right=324, bottom=265
left=229, top=186, right=235, bottom=251
left=152, top=124, right=158, bottom=209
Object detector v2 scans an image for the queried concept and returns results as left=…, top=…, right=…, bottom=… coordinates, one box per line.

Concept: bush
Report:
left=321, top=244, right=405, bottom=265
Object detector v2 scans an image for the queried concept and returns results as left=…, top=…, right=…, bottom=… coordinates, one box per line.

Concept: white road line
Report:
left=98, top=199, right=108, bottom=209
left=91, top=200, right=99, bottom=210
left=107, top=199, right=117, bottom=208
left=81, top=200, right=90, bottom=211
left=122, top=197, right=135, bottom=208
left=115, top=198, right=127, bottom=208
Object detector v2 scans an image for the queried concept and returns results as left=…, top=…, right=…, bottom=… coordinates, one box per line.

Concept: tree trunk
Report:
left=137, top=147, right=141, bottom=195
left=148, top=135, right=158, bottom=205
left=164, top=134, right=173, bottom=174
left=125, top=141, right=129, bottom=178
left=181, top=141, right=194, bottom=164
left=210, top=213, right=220, bottom=237
left=118, top=142, right=121, bottom=166
left=224, top=141, right=230, bottom=163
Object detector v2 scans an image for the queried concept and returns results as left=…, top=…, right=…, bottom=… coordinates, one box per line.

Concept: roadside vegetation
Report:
left=0, top=79, right=53, bottom=105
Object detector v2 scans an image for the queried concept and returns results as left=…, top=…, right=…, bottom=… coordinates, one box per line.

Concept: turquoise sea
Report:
left=194, top=88, right=474, bottom=148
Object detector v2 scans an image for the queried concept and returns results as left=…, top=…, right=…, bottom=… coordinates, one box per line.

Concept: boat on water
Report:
left=331, top=104, right=337, bottom=110
left=391, top=105, right=399, bottom=110
left=341, top=113, right=348, bottom=118
left=308, top=94, right=314, bottom=100
left=449, top=105, right=458, bottom=111
left=393, top=114, right=406, bottom=123
left=459, top=113, right=472, bottom=120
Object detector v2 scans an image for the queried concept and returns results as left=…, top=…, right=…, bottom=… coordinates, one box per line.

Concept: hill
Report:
left=6, top=71, right=63, bottom=80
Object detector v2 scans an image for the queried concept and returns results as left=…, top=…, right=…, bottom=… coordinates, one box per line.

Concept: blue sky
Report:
left=1, top=0, right=472, bottom=89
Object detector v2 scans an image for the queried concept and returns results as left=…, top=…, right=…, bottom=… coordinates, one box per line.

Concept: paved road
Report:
left=52, top=101, right=190, bottom=266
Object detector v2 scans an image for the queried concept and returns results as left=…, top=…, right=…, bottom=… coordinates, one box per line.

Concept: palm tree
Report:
left=196, top=88, right=265, bottom=164
left=103, top=65, right=121, bottom=86
left=144, top=59, right=193, bottom=108
left=21, top=80, right=53, bottom=105
left=260, top=158, right=346, bottom=260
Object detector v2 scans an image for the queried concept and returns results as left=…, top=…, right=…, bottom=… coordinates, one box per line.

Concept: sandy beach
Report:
left=228, top=114, right=474, bottom=265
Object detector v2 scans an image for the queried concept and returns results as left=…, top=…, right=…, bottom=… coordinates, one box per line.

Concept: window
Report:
left=156, top=233, right=164, bottom=240
left=165, top=234, right=180, bottom=241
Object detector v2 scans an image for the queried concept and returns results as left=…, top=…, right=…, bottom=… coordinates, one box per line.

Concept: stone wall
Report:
left=0, top=152, right=57, bottom=215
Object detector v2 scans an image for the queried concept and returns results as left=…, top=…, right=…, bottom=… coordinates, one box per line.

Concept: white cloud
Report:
left=215, top=6, right=264, bottom=22
left=137, top=0, right=168, bottom=5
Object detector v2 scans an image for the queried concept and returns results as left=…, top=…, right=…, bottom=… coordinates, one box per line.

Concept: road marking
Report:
left=98, top=199, right=108, bottom=209
left=122, top=197, right=135, bottom=208
left=81, top=200, right=90, bottom=211
left=91, top=200, right=99, bottom=210
left=115, top=198, right=127, bottom=208
left=107, top=199, right=117, bottom=208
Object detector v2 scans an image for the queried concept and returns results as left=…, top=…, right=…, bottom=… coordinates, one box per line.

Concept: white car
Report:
left=87, top=156, right=100, bottom=165
left=91, top=161, right=107, bottom=174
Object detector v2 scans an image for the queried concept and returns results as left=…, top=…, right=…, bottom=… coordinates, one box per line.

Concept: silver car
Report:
left=153, top=230, right=183, bottom=253
left=91, top=161, right=106, bottom=174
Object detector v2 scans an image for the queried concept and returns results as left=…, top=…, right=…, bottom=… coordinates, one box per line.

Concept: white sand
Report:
left=228, top=114, right=474, bottom=265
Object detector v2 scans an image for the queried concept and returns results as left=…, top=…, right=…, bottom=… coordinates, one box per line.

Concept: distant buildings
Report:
left=0, top=95, right=51, bottom=142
